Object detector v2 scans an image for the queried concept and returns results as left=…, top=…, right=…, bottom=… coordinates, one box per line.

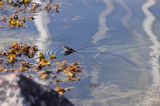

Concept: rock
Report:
left=0, top=74, right=74, bottom=106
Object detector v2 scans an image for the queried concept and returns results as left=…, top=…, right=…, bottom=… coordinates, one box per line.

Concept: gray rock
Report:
left=0, top=74, right=74, bottom=106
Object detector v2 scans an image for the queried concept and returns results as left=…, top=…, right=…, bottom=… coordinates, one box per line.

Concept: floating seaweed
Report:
left=0, top=0, right=60, bottom=28
left=0, top=42, right=83, bottom=95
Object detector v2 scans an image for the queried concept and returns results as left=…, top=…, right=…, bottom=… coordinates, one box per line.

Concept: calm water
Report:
left=1, top=0, right=160, bottom=106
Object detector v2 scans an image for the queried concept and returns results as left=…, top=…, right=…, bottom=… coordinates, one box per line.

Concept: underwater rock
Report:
left=0, top=74, right=74, bottom=106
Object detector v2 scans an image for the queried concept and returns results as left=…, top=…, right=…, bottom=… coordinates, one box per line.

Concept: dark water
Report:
left=1, top=0, right=160, bottom=106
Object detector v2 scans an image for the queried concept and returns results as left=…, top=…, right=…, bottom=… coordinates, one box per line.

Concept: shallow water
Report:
left=1, top=0, right=160, bottom=106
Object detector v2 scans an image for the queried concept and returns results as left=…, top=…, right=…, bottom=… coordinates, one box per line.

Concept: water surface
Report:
left=1, top=0, right=160, bottom=106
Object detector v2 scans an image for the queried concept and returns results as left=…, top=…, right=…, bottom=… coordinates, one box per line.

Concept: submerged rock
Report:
left=0, top=74, right=74, bottom=106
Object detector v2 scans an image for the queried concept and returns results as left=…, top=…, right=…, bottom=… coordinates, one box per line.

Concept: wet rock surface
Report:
left=0, top=74, right=74, bottom=106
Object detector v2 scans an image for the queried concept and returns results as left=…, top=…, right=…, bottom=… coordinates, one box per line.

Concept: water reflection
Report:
left=140, top=0, right=160, bottom=105
left=90, top=0, right=114, bottom=86
left=0, top=0, right=160, bottom=105
left=72, top=0, right=160, bottom=105
left=142, top=0, right=160, bottom=86
left=92, top=0, right=114, bottom=44
left=117, top=0, right=132, bottom=29
left=34, top=0, right=52, bottom=50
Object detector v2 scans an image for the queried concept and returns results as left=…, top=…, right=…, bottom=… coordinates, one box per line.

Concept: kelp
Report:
left=0, top=0, right=59, bottom=28
left=0, top=42, right=83, bottom=95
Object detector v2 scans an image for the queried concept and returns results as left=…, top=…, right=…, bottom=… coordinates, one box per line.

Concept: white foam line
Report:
left=34, top=0, right=51, bottom=50
left=90, top=0, right=114, bottom=85
left=92, top=0, right=114, bottom=44
left=142, top=0, right=160, bottom=86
